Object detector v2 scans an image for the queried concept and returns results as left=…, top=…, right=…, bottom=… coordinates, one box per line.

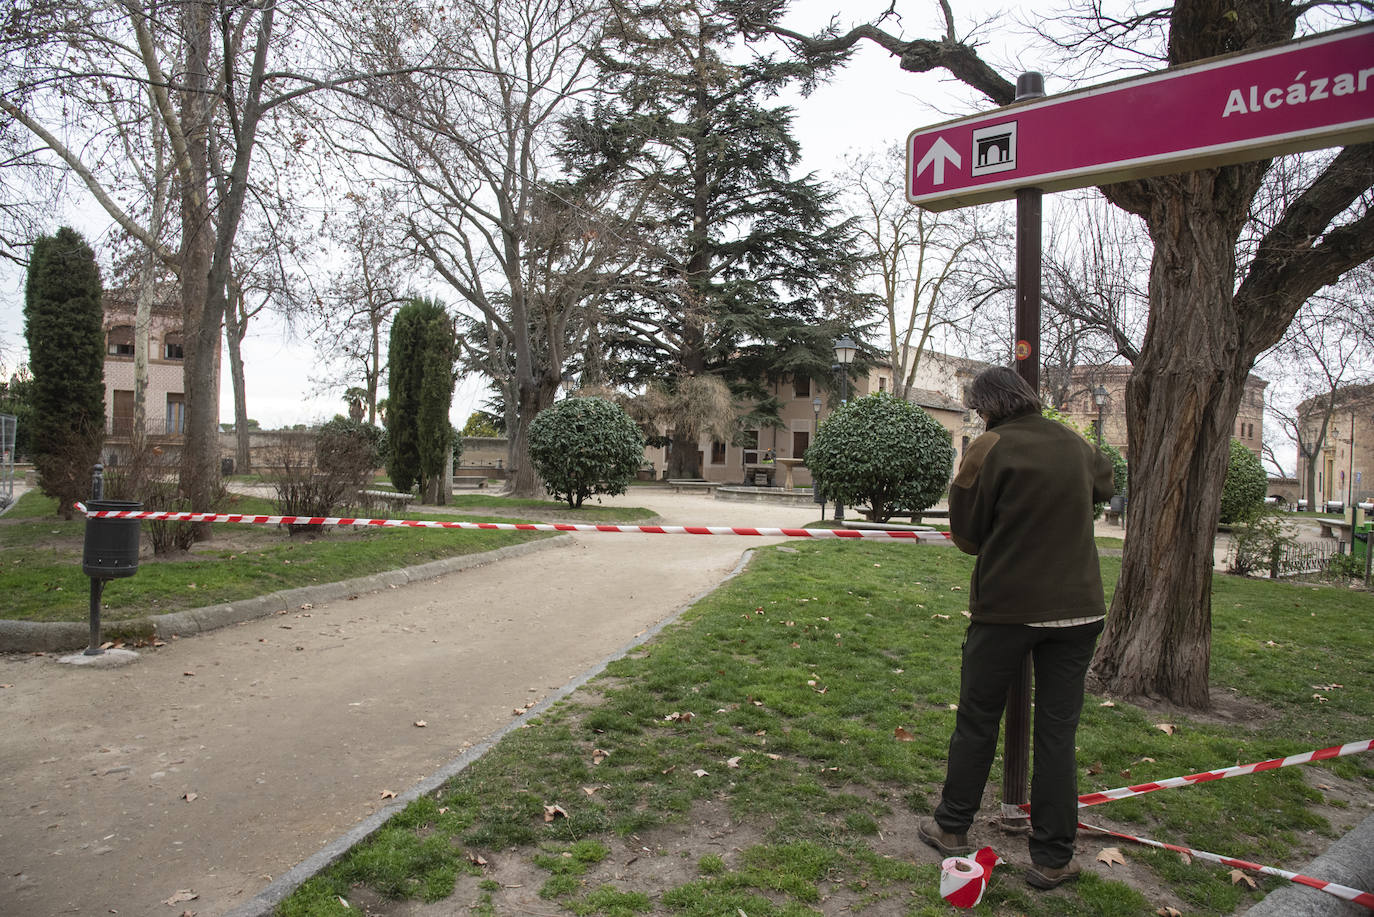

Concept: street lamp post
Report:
left=831, top=337, right=858, bottom=522
left=1093, top=384, right=1109, bottom=449
left=812, top=395, right=824, bottom=517
left=1347, top=410, right=1357, bottom=518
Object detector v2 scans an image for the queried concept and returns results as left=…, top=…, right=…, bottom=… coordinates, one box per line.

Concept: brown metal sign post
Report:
left=1001, top=71, right=1045, bottom=834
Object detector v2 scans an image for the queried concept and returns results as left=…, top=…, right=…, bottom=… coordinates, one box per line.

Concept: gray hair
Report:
left=965, top=366, right=1042, bottom=424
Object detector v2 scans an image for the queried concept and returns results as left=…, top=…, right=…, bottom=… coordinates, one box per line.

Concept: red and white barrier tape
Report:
left=1076, top=738, right=1374, bottom=808
left=1011, top=738, right=1374, bottom=908
left=1079, top=820, right=1374, bottom=911
left=74, top=503, right=952, bottom=542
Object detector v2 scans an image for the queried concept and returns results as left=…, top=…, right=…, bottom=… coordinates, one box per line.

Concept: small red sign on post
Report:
left=907, top=24, right=1374, bottom=211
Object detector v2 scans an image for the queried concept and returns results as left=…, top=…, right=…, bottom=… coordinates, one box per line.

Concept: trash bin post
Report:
left=80, top=465, right=143, bottom=655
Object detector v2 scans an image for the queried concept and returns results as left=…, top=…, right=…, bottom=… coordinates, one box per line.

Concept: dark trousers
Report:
left=933, top=619, right=1103, bottom=867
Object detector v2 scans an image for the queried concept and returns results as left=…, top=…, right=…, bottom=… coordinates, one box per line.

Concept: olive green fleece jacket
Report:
left=948, top=410, right=1116, bottom=624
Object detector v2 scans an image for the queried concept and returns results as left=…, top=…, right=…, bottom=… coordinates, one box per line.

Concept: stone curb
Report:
left=0, top=535, right=571, bottom=654
left=220, top=547, right=759, bottom=917
left=1245, top=813, right=1374, bottom=917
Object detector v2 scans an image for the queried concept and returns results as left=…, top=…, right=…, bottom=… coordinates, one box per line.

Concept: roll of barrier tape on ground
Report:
left=1079, top=821, right=1374, bottom=910
left=74, top=503, right=953, bottom=542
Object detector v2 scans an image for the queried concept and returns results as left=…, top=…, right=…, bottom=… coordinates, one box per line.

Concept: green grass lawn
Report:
left=276, top=540, right=1373, bottom=917
left=0, top=490, right=649, bottom=624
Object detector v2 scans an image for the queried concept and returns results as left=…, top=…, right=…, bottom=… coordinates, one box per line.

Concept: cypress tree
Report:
left=385, top=298, right=455, bottom=502
left=560, top=0, right=870, bottom=477
left=23, top=227, right=105, bottom=517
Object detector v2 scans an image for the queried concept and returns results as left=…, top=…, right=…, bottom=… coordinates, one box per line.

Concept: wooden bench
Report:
left=667, top=480, right=721, bottom=494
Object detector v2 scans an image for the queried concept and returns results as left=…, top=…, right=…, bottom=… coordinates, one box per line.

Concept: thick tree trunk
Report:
left=1089, top=178, right=1252, bottom=709
left=668, top=431, right=700, bottom=479
left=178, top=0, right=216, bottom=538
left=504, top=374, right=557, bottom=498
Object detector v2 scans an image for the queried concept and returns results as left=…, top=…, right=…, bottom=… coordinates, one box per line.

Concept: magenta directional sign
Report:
left=907, top=24, right=1374, bottom=211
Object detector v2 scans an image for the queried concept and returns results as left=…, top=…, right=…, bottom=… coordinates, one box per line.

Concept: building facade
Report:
left=1296, top=384, right=1374, bottom=508
left=100, top=287, right=216, bottom=466
left=656, top=351, right=1269, bottom=490
left=1055, top=364, right=1266, bottom=466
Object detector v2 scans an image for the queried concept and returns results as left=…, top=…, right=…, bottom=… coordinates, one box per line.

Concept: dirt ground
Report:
left=0, top=490, right=823, bottom=917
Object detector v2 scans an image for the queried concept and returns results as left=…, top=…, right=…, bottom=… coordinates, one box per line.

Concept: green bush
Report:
left=528, top=397, right=645, bottom=508
left=1220, top=438, right=1266, bottom=524
left=804, top=393, right=954, bottom=522
left=317, top=415, right=383, bottom=486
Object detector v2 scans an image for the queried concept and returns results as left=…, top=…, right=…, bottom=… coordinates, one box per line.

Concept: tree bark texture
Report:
left=178, top=0, right=216, bottom=538
left=1090, top=165, right=1261, bottom=708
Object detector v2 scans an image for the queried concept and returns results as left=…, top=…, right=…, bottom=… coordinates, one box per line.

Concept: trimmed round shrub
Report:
left=1220, top=438, right=1266, bottom=524
left=528, top=397, right=646, bottom=508
left=804, top=393, right=955, bottom=522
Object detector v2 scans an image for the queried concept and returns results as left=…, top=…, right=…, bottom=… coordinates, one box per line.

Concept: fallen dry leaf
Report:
left=182, top=792, right=197, bottom=803
left=1087, top=761, right=1104, bottom=775
left=414, top=720, right=427, bottom=728
left=337, top=896, right=349, bottom=909
left=1099, top=700, right=1116, bottom=707
left=1178, top=852, right=1191, bottom=866
left=766, top=753, right=781, bottom=760
left=543, top=804, right=568, bottom=822
left=164, top=890, right=198, bottom=906
left=693, top=769, right=709, bottom=778
left=380, top=790, right=397, bottom=799
left=1156, top=908, right=1182, bottom=917
left=581, top=786, right=597, bottom=795
left=1153, top=723, right=1176, bottom=735
left=1229, top=868, right=1257, bottom=889
left=1096, top=847, right=1126, bottom=867
left=467, top=851, right=488, bottom=866
left=591, top=748, right=609, bottom=765
left=894, top=726, right=916, bottom=742
left=727, top=756, right=741, bottom=768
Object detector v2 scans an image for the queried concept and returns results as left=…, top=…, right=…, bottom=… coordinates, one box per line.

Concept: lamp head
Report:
left=833, top=336, right=858, bottom=365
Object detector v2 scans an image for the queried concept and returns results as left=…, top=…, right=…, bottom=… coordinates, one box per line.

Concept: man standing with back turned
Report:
left=918, top=366, right=1115, bottom=889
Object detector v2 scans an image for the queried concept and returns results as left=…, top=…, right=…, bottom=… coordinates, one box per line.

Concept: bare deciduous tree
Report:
left=840, top=145, right=998, bottom=401
left=335, top=0, right=627, bottom=497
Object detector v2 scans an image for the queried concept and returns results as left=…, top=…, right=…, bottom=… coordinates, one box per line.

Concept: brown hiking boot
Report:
left=917, top=817, right=973, bottom=856
left=1026, top=859, right=1082, bottom=889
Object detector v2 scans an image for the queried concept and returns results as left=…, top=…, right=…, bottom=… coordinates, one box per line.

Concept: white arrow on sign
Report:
left=916, top=136, right=961, bottom=186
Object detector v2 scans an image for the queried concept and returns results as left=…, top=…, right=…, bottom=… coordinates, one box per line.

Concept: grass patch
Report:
left=0, top=490, right=653, bottom=624
left=277, top=540, right=1372, bottom=916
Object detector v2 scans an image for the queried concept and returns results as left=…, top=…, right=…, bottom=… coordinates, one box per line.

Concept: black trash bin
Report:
left=222, top=457, right=234, bottom=475
left=82, top=500, right=143, bottom=579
